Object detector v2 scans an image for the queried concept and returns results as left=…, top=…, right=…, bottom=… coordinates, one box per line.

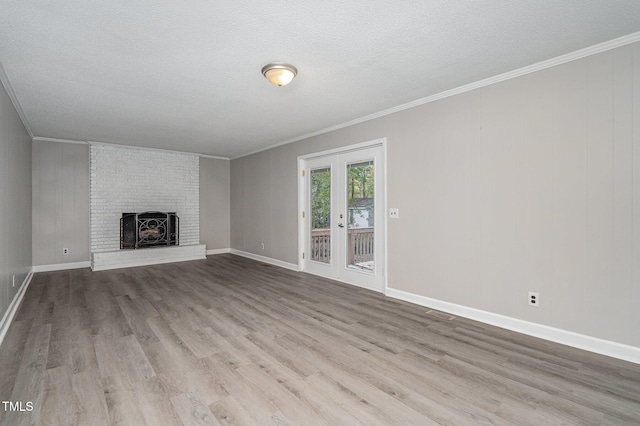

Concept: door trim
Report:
left=297, top=138, right=387, bottom=293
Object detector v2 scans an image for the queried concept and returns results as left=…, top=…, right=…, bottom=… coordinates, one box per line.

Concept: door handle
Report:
left=338, top=223, right=344, bottom=228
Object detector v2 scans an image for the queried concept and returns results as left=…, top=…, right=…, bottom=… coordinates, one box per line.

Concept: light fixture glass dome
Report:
left=262, top=63, right=297, bottom=87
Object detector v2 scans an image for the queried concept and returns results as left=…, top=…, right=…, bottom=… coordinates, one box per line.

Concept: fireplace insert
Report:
left=120, top=212, right=179, bottom=249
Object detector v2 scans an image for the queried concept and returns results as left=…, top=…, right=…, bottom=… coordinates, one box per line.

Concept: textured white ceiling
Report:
left=1, top=1, right=639, bottom=158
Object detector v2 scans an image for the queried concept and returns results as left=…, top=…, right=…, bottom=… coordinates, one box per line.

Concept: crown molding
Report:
left=87, top=140, right=229, bottom=160
left=32, top=136, right=88, bottom=145
left=34, top=137, right=230, bottom=160
left=199, top=154, right=230, bottom=161
left=232, top=31, right=640, bottom=160
left=0, top=60, right=34, bottom=138
left=88, top=140, right=198, bottom=157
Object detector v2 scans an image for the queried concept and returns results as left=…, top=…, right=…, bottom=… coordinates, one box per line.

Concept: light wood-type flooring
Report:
left=1, top=254, right=639, bottom=425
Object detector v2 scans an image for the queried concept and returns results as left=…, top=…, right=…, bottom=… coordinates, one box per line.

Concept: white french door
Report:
left=300, top=144, right=385, bottom=292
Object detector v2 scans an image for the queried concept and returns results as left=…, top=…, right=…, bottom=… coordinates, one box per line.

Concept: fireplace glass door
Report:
left=120, top=212, right=178, bottom=249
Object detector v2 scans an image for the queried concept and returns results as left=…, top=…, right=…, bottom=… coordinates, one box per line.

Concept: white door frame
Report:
left=297, top=138, right=387, bottom=293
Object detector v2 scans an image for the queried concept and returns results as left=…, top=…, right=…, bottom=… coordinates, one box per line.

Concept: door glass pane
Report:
left=310, top=167, right=331, bottom=263
left=346, top=160, right=374, bottom=272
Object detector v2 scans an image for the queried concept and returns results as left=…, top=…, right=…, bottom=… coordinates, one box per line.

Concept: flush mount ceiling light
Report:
left=261, top=63, right=298, bottom=87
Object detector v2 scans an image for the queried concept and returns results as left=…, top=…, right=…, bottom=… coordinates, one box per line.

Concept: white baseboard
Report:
left=206, top=248, right=231, bottom=255
left=32, top=261, right=91, bottom=272
left=385, top=287, right=640, bottom=365
left=230, top=249, right=300, bottom=272
left=0, top=269, right=34, bottom=348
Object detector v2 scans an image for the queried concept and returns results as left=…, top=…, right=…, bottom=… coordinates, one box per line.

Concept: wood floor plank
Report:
left=170, top=392, right=220, bottom=426
left=142, top=324, right=229, bottom=405
left=1, top=254, right=639, bottom=425
left=167, top=319, right=219, bottom=359
left=89, top=307, right=133, bottom=338
left=234, top=363, right=325, bottom=425
left=94, top=334, right=155, bottom=390
left=204, top=353, right=282, bottom=423
left=47, top=326, right=97, bottom=374
left=72, top=369, right=110, bottom=426
left=3, top=323, right=51, bottom=425
left=115, top=295, right=161, bottom=346
left=133, top=377, right=182, bottom=426
left=0, top=319, right=31, bottom=401
left=208, top=395, right=258, bottom=426
left=279, top=376, right=367, bottom=425
left=104, top=388, right=147, bottom=426
left=40, top=365, right=78, bottom=425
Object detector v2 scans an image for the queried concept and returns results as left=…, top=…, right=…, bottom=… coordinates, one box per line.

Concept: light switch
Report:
left=389, top=208, right=399, bottom=219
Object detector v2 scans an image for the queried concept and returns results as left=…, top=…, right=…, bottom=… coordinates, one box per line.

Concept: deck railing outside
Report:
left=310, top=227, right=374, bottom=266
left=310, top=228, right=331, bottom=262
left=347, top=227, right=374, bottom=265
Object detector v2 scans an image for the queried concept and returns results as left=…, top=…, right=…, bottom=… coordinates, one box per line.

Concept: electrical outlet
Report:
left=63, top=248, right=69, bottom=255
left=389, top=208, right=399, bottom=219
left=261, top=243, right=265, bottom=250
left=528, top=291, right=539, bottom=307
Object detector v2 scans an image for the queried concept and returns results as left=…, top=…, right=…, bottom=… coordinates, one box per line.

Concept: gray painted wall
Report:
left=200, top=157, right=230, bottom=250
left=0, top=80, right=32, bottom=320
left=30, top=144, right=230, bottom=264
left=231, top=42, right=640, bottom=347
left=32, top=140, right=90, bottom=266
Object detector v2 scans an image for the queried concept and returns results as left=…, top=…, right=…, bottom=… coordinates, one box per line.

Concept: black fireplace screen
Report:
left=120, top=212, right=179, bottom=249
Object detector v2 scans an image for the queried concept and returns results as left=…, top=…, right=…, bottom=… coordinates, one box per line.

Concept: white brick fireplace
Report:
left=90, top=143, right=205, bottom=270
